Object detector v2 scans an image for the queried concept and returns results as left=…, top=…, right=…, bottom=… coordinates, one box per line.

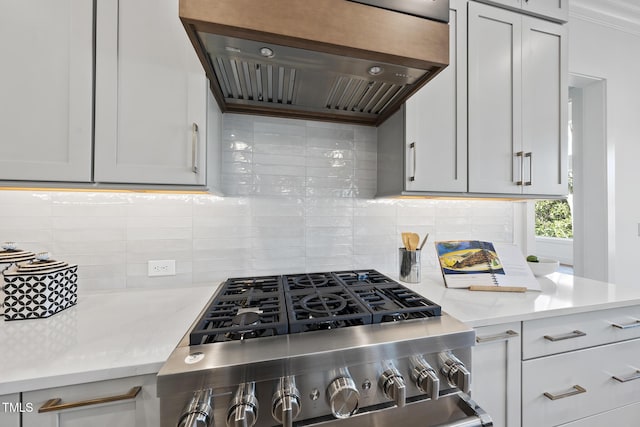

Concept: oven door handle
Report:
left=433, top=415, right=491, bottom=427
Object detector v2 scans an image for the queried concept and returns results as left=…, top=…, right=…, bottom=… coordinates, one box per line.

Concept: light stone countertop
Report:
left=403, top=271, right=640, bottom=327
left=0, top=285, right=217, bottom=395
left=3, top=272, right=640, bottom=395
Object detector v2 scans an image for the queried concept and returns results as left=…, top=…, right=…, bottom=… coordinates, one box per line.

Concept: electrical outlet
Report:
left=148, top=260, right=176, bottom=277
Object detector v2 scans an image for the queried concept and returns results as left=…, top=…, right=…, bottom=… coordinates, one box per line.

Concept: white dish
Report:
left=527, top=258, right=559, bottom=276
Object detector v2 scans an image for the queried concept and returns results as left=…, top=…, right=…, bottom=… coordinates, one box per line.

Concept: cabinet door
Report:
left=521, top=16, right=568, bottom=195
left=95, top=0, right=207, bottom=185
left=523, top=0, right=569, bottom=22
left=0, top=393, right=21, bottom=426
left=468, top=2, right=523, bottom=194
left=0, top=0, right=92, bottom=182
left=404, top=0, right=467, bottom=192
left=22, top=374, right=158, bottom=427
left=472, top=323, right=522, bottom=427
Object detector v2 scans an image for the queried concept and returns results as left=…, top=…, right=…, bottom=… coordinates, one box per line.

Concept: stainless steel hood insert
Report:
left=180, top=0, right=450, bottom=126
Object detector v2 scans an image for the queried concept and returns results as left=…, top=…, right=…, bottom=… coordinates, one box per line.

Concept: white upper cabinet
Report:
left=377, top=0, right=467, bottom=196
left=468, top=3, right=522, bottom=195
left=94, top=0, right=208, bottom=185
left=476, top=0, right=569, bottom=22
left=404, top=0, right=467, bottom=193
left=468, top=1, right=567, bottom=196
left=521, top=16, right=568, bottom=195
left=523, top=0, right=569, bottom=22
left=0, top=0, right=93, bottom=182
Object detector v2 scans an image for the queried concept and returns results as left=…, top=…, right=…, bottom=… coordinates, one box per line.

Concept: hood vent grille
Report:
left=181, top=0, right=449, bottom=125
left=326, top=77, right=405, bottom=115
left=212, top=57, right=297, bottom=105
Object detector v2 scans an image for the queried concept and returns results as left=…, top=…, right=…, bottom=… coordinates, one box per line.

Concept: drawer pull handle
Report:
left=38, top=386, right=142, bottom=413
left=613, top=370, right=640, bottom=383
left=476, top=329, right=519, bottom=343
left=544, top=330, right=586, bottom=342
left=611, top=320, right=640, bottom=329
left=543, top=385, right=586, bottom=401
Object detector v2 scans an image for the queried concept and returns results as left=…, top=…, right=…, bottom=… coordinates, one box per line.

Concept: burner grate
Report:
left=224, top=276, right=281, bottom=294
left=348, top=284, right=441, bottom=323
left=284, top=272, right=341, bottom=290
left=333, top=269, right=398, bottom=286
left=189, top=275, right=288, bottom=344
left=285, top=286, right=372, bottom=333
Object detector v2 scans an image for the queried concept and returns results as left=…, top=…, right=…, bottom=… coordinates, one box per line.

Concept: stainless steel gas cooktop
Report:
left=157, top=270, right=491, bottom=427
left=189, top=270, right=442, bottom=344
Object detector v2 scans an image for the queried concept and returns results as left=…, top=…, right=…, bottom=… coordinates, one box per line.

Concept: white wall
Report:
left=568, top=12, right=640, bottom=286
left=0, top=114, right=516, bottom=293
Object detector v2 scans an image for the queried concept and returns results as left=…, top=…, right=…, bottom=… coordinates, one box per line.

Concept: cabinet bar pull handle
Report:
left=613, top=370, right=640, bottom=383
left=611, top=319, right=640, bottom=329
left=544, top=330, right=586, bottom=342
left=38, top=386, right=142, bottom=413
left=476, top=329, right=519, bottom=343
left=543, top=385, right=586, bottom=400
left=192, top=122, right=199, bottom=174
left=524, top=152, right=532, bottom=186
left=515, top=151, right=524, bottom=185
left=409, top=142, right=416, bottom=182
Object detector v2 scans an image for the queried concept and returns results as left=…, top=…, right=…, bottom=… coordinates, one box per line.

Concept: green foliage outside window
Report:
left=535, top=199, right=573, bottom=238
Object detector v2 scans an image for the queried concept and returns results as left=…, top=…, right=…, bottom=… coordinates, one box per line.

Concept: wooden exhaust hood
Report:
left=179, top=0, right=450, bottom=126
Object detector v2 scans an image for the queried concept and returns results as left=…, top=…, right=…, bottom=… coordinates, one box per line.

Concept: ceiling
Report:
left=571, top=0, right=640, bottom=33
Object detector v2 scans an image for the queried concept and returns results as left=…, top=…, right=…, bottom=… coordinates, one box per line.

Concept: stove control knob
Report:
left=226, top=383, right=259, bottom=427
left=327, top=376, right=360, bottom=419
left=379, top=367, right=406, bottom=408
left=272, top=376, right=301, bottom=427
left=439, top=352, right=470, bottom=393
left=178, top=389, right=213, bottom=427
left=410, top=356, right=440, bottom=400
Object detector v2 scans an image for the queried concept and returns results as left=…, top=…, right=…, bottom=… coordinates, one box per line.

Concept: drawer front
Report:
left=522, top=338, right=640, bottom=427
left=22, top=374, right=158, bottom=427
left=523, top=305, right=640, bottom=359
left=558, top=401, right=640, bottom=426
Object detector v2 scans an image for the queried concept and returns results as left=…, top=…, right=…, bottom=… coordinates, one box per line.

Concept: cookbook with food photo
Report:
left=435, top=240, right=541, bottom=292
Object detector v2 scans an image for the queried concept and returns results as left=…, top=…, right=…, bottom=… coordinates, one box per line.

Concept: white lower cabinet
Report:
left=523, top=339, right=640, bottom=426
left=0, top=393, right=21, bottom=427
left=472, top=322, right=521, bottom=427
left=22, top=374, right=158, bottom=427
left=521, top=306, right=640, bottom=427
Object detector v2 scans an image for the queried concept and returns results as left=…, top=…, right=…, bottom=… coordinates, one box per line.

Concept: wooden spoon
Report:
left=407, top=233, right=420, bottom=251
left=401, top=232, right=411, bottom=250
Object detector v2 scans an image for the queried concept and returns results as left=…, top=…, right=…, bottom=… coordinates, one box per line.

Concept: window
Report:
left=535, top=100, right=573, bottom=239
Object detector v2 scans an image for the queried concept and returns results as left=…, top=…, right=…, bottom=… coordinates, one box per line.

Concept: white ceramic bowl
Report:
left=527, top=258, right=559, bottom=276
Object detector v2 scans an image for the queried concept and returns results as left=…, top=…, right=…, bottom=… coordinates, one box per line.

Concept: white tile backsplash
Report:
left=0, top=115, right=515, bottom=291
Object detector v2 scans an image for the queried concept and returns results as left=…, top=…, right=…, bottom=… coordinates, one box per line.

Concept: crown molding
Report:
left=570, top=0, right=640, bottom=36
